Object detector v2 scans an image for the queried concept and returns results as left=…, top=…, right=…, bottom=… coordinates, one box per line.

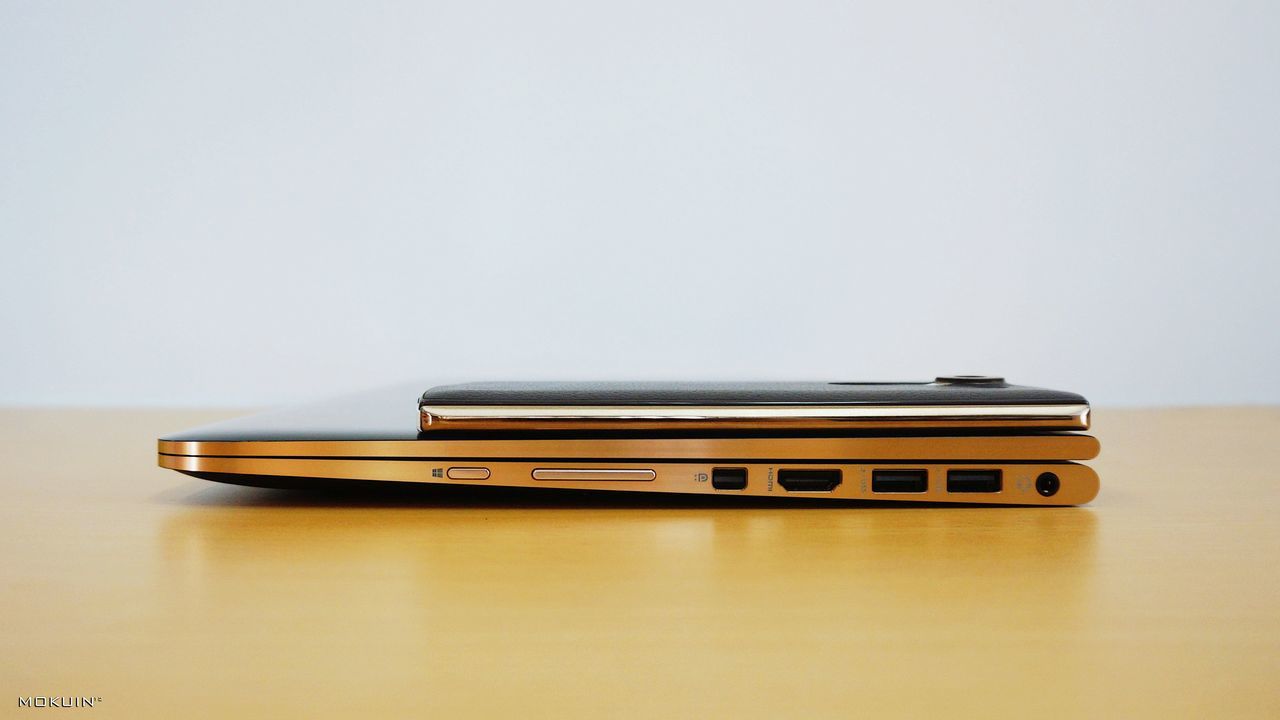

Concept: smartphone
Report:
left=418, top=377, right=1090, bottom=432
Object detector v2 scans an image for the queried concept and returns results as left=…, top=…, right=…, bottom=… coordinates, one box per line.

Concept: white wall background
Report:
left=2, top=0, right=1277, bottom=407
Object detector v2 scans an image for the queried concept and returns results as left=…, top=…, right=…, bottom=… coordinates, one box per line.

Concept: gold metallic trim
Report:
left=419, top=403, right=1091, bottom=432
left=157, top=433, right=1100, bottom=462
left=157, top=454, right=1099, bottom=506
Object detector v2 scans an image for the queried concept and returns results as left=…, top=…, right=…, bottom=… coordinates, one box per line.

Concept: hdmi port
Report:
left=777, top=469, right=842, bottom=492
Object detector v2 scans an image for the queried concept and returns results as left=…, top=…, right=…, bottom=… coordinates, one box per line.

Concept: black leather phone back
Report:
left=420, top=381, right=1087, bottom=407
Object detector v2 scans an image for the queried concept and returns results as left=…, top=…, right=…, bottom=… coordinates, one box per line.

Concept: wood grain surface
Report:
left=2, top=407, right=1278, bottom=718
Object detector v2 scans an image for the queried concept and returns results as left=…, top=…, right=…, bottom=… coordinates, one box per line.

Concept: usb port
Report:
left=711, top=467, right=747, bottom=490
left=777, top=469, right=842, bottom=492
left=946, top=469, right=1002, bottom=493
left=872, top=469, right=928, bottom=493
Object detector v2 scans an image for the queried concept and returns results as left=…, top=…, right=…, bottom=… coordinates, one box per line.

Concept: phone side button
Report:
left=446, top=467, right=491, bottom=480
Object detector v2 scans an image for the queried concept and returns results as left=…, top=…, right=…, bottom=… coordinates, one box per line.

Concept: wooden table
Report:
left=2, top=407, right=1278, bottom=718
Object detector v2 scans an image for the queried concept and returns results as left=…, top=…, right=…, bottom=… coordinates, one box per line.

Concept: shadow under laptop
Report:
left=163, top=476, right=1080, bottom=510
left=153, top=475, right=1101, bottom=696
left=155, top=479, right=1101, bottom=658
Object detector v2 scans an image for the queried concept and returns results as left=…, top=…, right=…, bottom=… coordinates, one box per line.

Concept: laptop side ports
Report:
left=711, top=467, right=748, bottom=491
left=946, top=469, right=1002, bottom=493
left=871, top=469, right=928, bottom=493
left=777, top=469, right=842, bottom=492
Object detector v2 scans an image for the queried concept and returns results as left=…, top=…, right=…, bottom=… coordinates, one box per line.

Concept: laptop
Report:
left=158, top=377, right=1098, bottom=505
